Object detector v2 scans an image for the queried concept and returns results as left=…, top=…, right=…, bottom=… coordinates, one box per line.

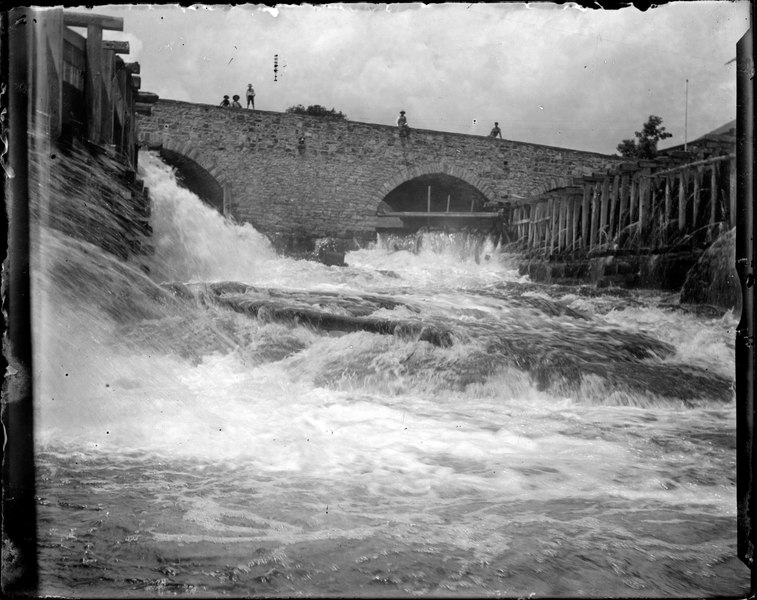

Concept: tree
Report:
left=285, top=104, right=347, bottom=120
left=616, top=115, right=673, bottom=159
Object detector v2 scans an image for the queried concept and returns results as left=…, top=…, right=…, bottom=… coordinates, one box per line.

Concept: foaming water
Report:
left=31, top=152, right=748, bottom=597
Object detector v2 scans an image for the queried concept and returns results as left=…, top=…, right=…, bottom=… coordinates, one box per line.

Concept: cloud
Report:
left=99, top=1, right=750, bottom=153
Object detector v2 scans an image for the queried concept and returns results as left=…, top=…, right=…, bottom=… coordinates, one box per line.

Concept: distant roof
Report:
left=702, top=119, right=736, bottom=137
left=662, top=119, right=735, bottom=153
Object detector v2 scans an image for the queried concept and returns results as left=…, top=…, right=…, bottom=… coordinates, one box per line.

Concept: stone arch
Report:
left=153, top=137, right=231, bottom=215
left=534, top=175, right=573, bottom=196
left=371, top=162, right=496, bottom=212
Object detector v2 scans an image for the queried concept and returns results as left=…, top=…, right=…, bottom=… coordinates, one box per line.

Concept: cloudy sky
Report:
left=88, top=2, right=750, bottom=155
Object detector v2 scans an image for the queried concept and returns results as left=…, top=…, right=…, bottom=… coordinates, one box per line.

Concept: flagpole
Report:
left=684, top=79, right=689, bottom=151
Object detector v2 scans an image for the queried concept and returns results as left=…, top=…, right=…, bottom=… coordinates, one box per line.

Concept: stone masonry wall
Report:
left=137, top=99, right=619, bottom=242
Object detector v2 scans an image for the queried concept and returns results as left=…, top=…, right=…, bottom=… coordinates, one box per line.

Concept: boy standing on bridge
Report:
left=246, top=84, right=256, bottom=109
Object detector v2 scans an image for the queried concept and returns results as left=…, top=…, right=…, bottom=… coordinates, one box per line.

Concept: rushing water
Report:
left=30, top=152, right=749, bottom=597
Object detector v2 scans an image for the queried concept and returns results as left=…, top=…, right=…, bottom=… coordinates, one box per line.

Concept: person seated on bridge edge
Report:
left=220, top=95, right=230, bottom=107
left=397, top=110, right=410, bottom=138
left=246, top=84, right=255, bottom=109
left=489, top=122, right=502, bottom=138
left=231, top=94, right=242, bottom=109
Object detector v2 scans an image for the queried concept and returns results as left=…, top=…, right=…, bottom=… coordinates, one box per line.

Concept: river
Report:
left=30, top=152, right=749, bottom=597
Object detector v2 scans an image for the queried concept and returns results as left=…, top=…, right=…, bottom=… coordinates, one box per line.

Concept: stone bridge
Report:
left=137, top=99, right=619, bottom=249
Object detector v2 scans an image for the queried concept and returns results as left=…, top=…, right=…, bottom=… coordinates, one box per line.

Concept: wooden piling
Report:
left=708, top=162, right=718, bottom=241
left=664, top=176, right=672, bottom=227
left=599, top=177, right=609, bottom=245
left=527, top=205, right=535, bottom=248
left=639, top=168, right=651, bottom=236
left=581, top=184, right=590, bottom=249
left=570, top=194, right=580, bottom=251
left=608, top=174, right=619, bottom=243
left=693, top=166, right=702, bottom=228
left=589, top=183, right=599, bottom=250
left=540, top=203, right=546, bottom=251
left=549, top=197, right=558, bottom=255
left=629, top=175, right=637, bottom=225
left=619, top=175, right=629, bottom=233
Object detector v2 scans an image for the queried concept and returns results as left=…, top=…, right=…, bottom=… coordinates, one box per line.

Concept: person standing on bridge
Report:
left=246, top=84, right=256, bottom=109
left=489, top=122, right=502, bottom=138
left=231, top=94, right=242, bottom=108
left=397, top=110, right=410, bottom=138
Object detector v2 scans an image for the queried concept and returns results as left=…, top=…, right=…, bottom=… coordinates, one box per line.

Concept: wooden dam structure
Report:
left=506, top=131, right=737, bottom=260
left=25, top=7, right=158, bottom=259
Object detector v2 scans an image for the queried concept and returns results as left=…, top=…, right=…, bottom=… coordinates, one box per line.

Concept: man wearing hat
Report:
left=397, top=110, right=409, bottom=137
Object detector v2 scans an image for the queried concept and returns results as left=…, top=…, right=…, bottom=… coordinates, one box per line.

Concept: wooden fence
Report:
left=30, top=8, right=155, bottom=169
left=508, top=139, right=737, bottom=257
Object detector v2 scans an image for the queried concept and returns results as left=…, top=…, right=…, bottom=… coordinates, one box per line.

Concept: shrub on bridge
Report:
left=286, top=104, right=347, bottom=120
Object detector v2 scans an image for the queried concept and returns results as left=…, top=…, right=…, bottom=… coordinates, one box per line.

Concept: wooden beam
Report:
left=64, top=11, right=124, bottom=31
left=380, top=212, right=499, bottom=219
left=125, top=61, right=140, bottom=74
left=102, top=40, right=129, bottom=53
left=85, top=24, right=104, bottom=143
left=63, top=25, right=86, bottom=51
left=130, top=75, right=141, bottom=89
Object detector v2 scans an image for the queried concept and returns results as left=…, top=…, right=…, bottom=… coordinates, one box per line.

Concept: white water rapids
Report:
left=29, top=152, right=749, bottom=597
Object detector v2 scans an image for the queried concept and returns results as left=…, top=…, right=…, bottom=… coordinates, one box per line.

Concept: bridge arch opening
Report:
left=159, top=148, right=224, bottom=213
left=377, top=173, right=492, bottom=233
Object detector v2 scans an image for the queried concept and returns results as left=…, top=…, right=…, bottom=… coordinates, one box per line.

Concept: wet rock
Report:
left=680, top=227, right=740, bottom=311
left=313, top=237, right=346, bottom=267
